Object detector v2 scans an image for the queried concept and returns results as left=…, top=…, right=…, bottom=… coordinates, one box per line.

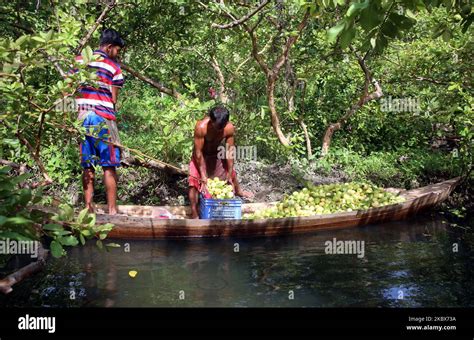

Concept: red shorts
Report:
left=188, top=155, right=236, bottom=191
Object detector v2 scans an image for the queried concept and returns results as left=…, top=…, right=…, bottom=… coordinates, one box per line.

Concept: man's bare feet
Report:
left=191, top=212, right=199, bottom=219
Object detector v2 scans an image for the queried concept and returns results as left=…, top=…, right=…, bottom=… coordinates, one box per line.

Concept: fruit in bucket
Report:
left=206, top=177, right=235, bottom=199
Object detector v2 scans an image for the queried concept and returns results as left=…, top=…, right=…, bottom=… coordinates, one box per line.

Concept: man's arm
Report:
left=193, top=122, right=208, bottom=187
left=111, top=66, right=124, bottom=107
left=224, top=123, right=236, bottom=187
left=111, top=86, right=120, bottom=106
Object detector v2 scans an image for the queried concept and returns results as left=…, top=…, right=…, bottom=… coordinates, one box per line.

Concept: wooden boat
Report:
left=93, top=177, right=461, bottom=239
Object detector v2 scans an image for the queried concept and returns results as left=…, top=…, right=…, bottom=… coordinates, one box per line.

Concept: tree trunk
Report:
left=210, top=56, right=229, bottom=104
left=267, top=76, right=290, bottom=146
left=286, top=62, right=312, bottom=159
left=321, top=122, right=341, bottom=156
left=238, top=9, right=309, bottom=147
left=320, top=52, right=383, bottom=157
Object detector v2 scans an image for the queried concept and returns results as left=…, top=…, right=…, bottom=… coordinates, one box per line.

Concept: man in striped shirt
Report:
left=75, top=29, right=125, bottom=214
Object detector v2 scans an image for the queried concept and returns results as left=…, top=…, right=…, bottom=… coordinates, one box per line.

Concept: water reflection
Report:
left=1, top=213, right=473, bottom=307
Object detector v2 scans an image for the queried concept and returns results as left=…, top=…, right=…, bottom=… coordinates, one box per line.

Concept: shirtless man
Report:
left=188, top=106, right=253, bottom=219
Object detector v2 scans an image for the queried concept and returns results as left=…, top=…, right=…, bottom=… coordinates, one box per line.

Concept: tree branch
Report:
left=43, top=120, right=188, bottom=176
left=43, top=52, right=67, bottom=77
left=16, top=132, right=53, bottom=185
left=120, top=63, right=181, bottom=98
left=243, top=19, right=270, bottom=75
left=272, top=9, right=310, bottom=76
left=211, top=0, right=269, bottom=29
left=74, top=0, right=117, bottom=55
left=0, top=244, right=48, bottom=294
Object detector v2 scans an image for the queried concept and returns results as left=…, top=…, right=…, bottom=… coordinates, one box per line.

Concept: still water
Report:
left=1, top=213, right=473, bottom=307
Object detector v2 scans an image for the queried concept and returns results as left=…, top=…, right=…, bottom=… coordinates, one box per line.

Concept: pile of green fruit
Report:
left=206, top=177, right=235, bottom=199
left=244, top=182, right=405, bottom=219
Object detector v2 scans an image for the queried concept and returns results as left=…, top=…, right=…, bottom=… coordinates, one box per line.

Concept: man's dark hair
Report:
left=99, top=29, right=125, bottom=48
left=209, top=106, right=229, bottom=129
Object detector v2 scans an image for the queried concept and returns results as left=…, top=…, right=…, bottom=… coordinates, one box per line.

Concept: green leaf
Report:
left=0, top=216, right=7, bottom=226
left=381, top=21, right=398, bottom=38
left=18, top=189, right=32, bottom=206
left=373, top=34, right=388, bottom=54
left=96, top=239, right=103, bottom=250
left=32, top=36, right=46, bottom=43
left=389, top=13, right=416, bottom=30
left=340, top=26, right=356, bottom=49
left=50, top=240, right=64, bottom=258
left=81, top=46, right=92, bottom=64
left=6, top=216, right=33, bottom=225
left=327, top=22, right=346, bottom=42
left=58, top=204, right=74, bottom=221
left=0, top=166, right=12, bottom=174
left=101, top=223, right=114, bottom=230
left=88, top=213, right=96, bottom=227
left=79, top=233, right=86, bottom=245
left=43, top=223, right=64, bottom=231
left=86, top=46, right=93, bottom=62
left=54, top=230, right=72, bottom=236
left=77, top=208, right=89, bottom=224
left=346, top=0, right=369, bottom=18
left=0, top=231, right=32, bottom=241
left=405, top=9, right=416, bottom=19
left=58, top=235, right=79, bottom=246
left=370, top=37, right=377, bottom=49
left=44, top=30, right=54, bottom=42
left=105, top=243, right=121, bottom=248
left=15, top=35, right=28, bottom=47
left=81, top=229, right=92, bottom=237
left=11, top=173, right=32, bottom=185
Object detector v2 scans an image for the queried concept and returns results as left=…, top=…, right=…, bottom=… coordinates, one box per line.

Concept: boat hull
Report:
left=97, top=177, right=460, bottom=239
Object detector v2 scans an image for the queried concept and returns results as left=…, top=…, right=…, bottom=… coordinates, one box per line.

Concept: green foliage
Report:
left=326, top=0, right=472, bottom=53
left=42, top=143, right=81, bottom=185
left=48, top=204, right=116, bottom=257
left=119, top=84, right=214, bottom=163
left=316, top=148, right=464, bottom=188
left=0, top=167, right=115, bottom=257
left=0, top=167, right=41, bottom=241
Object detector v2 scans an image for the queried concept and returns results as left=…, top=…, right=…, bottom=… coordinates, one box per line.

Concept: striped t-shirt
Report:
left=73, top=50, right=124, bottom=120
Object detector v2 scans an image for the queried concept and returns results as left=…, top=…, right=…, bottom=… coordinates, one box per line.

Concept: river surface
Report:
left=1, top=212, right=473, bottom=307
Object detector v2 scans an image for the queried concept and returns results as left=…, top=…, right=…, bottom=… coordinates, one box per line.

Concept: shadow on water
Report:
left=1, top=212, right=473, bottom=307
